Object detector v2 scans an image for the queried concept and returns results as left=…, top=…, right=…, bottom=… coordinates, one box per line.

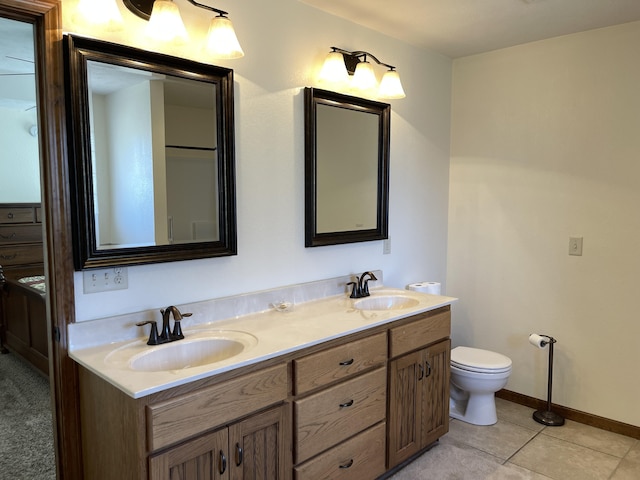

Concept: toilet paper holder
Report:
left=530, top=333, right=565, bottom=427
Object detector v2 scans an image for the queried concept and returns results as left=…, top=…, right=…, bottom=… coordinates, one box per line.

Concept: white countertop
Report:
left=69, top=287, right=457, bottom=399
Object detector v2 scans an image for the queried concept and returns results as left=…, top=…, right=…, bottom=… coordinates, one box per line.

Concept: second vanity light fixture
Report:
left=123, top=0, right=244, bottom=58
left=319, top=47, right=406, bottom=99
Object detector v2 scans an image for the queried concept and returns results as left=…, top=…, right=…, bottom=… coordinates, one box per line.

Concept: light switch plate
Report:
left=83, top=267, right=129, bottom=293
left=569, top=237, right=583, bottom=256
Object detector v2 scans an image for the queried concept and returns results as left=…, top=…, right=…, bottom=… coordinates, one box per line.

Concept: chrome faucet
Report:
left=136, top=306, right=192, bottom=345
left=348, top=271, right=378, bottom=298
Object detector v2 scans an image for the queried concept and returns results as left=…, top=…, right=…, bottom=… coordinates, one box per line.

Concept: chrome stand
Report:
left=533, top=335, right=565, bottom=427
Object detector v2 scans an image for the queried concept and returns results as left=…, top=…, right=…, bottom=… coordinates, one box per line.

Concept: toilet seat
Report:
left=451, top=346, right=512, bottom=374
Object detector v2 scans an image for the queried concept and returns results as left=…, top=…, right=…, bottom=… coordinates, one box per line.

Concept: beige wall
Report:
left=448, top=21, right=640, bottom=427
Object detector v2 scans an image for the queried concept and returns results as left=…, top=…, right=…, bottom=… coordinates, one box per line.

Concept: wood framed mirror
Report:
left=304, top=87, right=390, bottom=247
left=64, top=35, right=237, bottom=269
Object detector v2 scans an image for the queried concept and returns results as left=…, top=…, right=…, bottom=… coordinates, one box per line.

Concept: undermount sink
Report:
left=105, top=330, right=258, bottom=372
left=354, top=295, right=420, bottom=311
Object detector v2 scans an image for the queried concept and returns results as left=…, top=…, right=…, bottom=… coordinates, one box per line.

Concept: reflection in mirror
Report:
left=305, top=87, right=390, bottom=247
left=65, top=35, right=237, bottom=269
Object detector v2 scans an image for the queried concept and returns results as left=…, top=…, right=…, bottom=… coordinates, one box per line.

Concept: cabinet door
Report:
left=387, top=349, right=424, bottom=468
left=422, top=339, right=450, bottom=447
left=228, top=405, right=289, bottom=480
left=149, top=428, right=230, bottom=480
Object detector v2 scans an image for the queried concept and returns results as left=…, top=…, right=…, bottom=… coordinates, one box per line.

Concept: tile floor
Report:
left=391, top=398, right=640, bottom=479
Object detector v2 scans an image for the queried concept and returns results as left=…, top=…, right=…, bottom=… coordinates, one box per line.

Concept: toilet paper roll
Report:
left=406, top=281, right=441, bottom=295
left=529, top=333, right=547, bottom=349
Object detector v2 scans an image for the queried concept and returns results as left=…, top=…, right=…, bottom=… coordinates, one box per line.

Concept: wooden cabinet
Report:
left=149, top=405, right=288, bottom=480
left=387, top=310, right=451, bottom=469
left=77, top=306, right=452, bottom=480
left=0, top=203, right=44, bottom=279
left=292, top=333, right=387, bottom=479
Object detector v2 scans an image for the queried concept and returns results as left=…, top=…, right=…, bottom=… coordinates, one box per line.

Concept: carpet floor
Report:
left=0, top=352, right=55, bottom=479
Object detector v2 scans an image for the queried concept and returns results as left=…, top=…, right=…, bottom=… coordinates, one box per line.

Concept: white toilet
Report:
left=449, top=346, right=512, bottom=425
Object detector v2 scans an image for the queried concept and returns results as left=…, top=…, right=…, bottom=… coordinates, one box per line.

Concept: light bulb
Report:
left=146, top=0, right=189, bottom=44
left=205, top=15, right=244, bottom=59
left=75, top=0, right=123, bottom=30
left=318, top=51, right=349, bottom=86
left=378, top=69, right=406, bottom=99
left=351, top=61, right=377, bottom=94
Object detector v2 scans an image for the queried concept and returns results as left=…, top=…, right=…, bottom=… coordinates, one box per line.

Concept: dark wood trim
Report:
left=1, top=1, right=83, bottom=478
left=497, top=389, right=640, bottom=440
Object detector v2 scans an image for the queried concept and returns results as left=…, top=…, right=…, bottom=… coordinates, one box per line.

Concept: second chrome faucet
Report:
left=136, top=305, right=192, bottom=345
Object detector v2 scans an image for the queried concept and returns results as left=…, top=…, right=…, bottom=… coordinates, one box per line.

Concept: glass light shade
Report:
left=351, top=61, right=378, bottom=93
left=146, top=0, right=189, bottom=44
left=205, top=15, right=244, bottom=59
left=378, top=70, right=406, bottom=99
left=76, top=0, right=123, bottom=30
left=318, top=51, right=349, bottom=85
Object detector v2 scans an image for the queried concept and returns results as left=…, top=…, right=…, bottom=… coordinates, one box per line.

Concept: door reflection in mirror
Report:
left=87, top=61, right=218, bottom=249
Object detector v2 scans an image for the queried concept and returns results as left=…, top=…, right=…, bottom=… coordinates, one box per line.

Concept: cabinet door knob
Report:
left=339, top=399, right=354, bottom=408
left=339, top=459, right=354, bottom=469
left=7, top=213, right=14, bottom=219
left=339, top=358, right=354, bottom=366
left=235, top=442, right=243, bottom=466
left=219, top=450, right=227, bottom=475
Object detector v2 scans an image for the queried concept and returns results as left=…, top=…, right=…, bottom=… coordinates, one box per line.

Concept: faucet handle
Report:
left=136, top=320, right=160, bottom=345
left=171, top=313, right=191, bottom=340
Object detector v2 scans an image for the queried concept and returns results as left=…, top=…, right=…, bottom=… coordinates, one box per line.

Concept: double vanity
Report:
left=69, top=275, right=456, bottom=479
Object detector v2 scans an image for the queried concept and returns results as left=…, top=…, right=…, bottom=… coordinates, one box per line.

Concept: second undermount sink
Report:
left=354, top=295, right=420, bottom=311
left=106, top=330, right=258, bottom=372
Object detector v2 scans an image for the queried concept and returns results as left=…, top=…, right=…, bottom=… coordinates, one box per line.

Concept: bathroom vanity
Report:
left=70, top=281, right=455, bottom=479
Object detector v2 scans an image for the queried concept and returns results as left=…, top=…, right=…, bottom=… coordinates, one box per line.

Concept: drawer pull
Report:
left=339, top=459, right=354, bottom=469
left=425, top=360, right=432, bottom=378
left=0, top=253, right=17, bottom=260
left=7, top=213, right=14, bottom=219
left=219, top=450, right=227, bottom=474
left=339, top=358, right=354, bottom=366
left=0, top=232, right=16, bottom=240
left=418, top=364, right=424, bottom=380
left=235, top=443, right=243, bottom=466
left=339, top=399, right=354, bottom=408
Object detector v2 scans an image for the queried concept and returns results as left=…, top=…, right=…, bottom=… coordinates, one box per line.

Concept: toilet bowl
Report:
left=449, top=346, right=512, bottom=426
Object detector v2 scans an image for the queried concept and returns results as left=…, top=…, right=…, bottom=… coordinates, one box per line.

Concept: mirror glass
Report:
left=65, top=35, right=237, bottom=269
left=305, top=87, right=390, bottom=247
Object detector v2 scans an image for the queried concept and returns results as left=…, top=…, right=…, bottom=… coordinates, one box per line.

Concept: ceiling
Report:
left=300, top=0, right=640, bottom=58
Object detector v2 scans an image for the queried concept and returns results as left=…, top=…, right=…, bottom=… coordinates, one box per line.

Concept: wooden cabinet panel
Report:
left=0, top=244, right=43, bottom=266
left=422, top=339, right=450, bottom=446
left=389, top=310, right=450, bottom=358
left=387, top=338, right=451, bottom=469
left=149, top=428, right=229, bottom=480
left=0, top=224, right=43, bottom=244
left=294, top=367, right=386, bottom=463
left=228, top=405, right=289, bottom=480
left=294, top=422, right=386, bottom=480
left=387, top=350, right=423, bottom=466
left=293, top=332, right=386, bottom=394
left=148, top=364, right=287, bottom=451
left=0, top=207, right=35, bottom=224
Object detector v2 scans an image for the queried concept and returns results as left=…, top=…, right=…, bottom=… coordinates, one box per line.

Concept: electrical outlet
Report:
left=569, top=237, right=583, bottom=256
left=83, top=267, right=129, bottom=293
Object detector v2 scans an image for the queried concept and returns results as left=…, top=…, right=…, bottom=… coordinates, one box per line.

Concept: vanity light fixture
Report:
left=76, top=0, right=124, bottom=30
left=123, top=0, right=244, bottom=57
left=319, top=47, right=406, bottom=99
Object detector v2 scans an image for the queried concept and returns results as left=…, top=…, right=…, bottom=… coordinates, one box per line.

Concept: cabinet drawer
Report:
left=0, top=207, right=35, bottom=224
left=389, top=310, right=451, bottom=358
left=147, top=363, right=287, bottom=451
left=294, top=422, right=386, bottom=480
left=0, top=244, right=44, bottom=266
left=294, top=367, right=386, bottom=463
left=294, top=332, right=387, bottom=394
left=0, top=225, right=43, bottom=245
